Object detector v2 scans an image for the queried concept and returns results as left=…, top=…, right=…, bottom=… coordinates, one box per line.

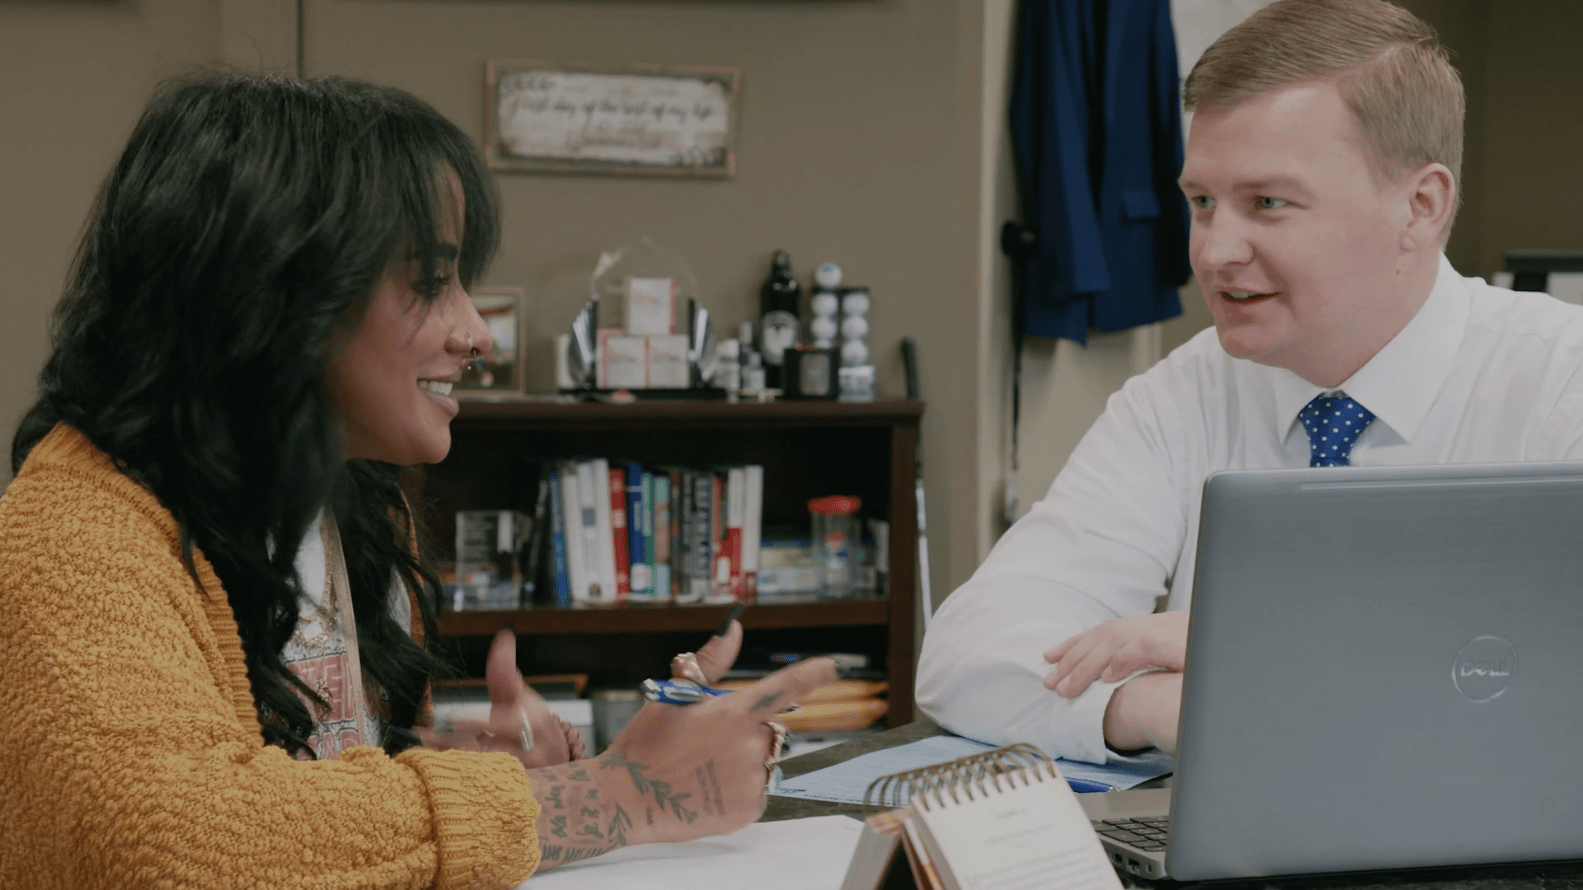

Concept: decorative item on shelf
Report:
left=783, top=345, right=839, bottom=399
left=561, top=237, right=719, bottom=397
left=809, top=495, right=862, bottom=599
left=448, top=509, right=535, bottom=610
left=839, top=286, right=876, bottom=403
left=759, top=249, right=802, bottom=391
left=456, top=286, right=528, bottom=396
left=485, top=61, right=739, bottom=178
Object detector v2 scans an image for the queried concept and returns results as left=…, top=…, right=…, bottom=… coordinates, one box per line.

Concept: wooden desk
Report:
left=762, top=721, right=1583, bottom=890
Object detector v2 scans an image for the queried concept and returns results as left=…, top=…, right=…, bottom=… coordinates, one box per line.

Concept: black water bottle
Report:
left=758, top=250, right=801, bottom=390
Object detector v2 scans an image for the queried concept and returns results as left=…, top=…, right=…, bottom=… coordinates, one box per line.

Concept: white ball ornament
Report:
left=841, top=315, right=869, bottom=340
left=810, top=315, right=839, bottom=344
left=841, top=340, right=869, bottom=366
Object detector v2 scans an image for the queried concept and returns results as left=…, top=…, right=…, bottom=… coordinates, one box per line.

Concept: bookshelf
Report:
left=423, top=397, right=924, bottom=727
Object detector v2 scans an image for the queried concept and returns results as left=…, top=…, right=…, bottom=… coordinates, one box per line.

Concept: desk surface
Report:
left=764, top=721, right=1583, bottom=890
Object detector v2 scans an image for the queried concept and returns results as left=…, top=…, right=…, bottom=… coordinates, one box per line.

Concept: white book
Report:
left=590, top=457, right=619, bottom=604
left=742, top=464, right=764, bottom=598
left=574, top=460, right=605, bottom=602
left=558, top=463, right=589, bottom=603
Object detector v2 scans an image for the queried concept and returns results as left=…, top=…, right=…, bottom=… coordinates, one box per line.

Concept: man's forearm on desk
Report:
left=1102, top=671, right=1182, bottom=754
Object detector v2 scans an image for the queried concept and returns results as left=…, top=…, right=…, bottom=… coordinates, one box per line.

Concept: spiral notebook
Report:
left=840, top=743, right=1122, bottom=890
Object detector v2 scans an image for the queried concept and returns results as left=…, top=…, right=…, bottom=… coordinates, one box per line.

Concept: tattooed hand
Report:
left=525, top=655, right=838, bottom=870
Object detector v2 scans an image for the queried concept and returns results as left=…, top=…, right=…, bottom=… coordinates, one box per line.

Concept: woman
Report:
left=0, top=70, right=833, bottom=889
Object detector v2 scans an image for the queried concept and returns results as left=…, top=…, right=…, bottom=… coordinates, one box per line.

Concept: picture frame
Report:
left=457, top=286, right=526, bottom=396
left=485, top=60, right=739, bottom=178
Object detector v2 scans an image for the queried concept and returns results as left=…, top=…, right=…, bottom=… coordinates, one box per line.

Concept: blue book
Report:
left=625, top=462, right=650, bottom=596
left=640, top=471, right=656, bottom=596
left=652, top=473, right=672, bottom=600
left=546, top=470, right=571, bottom=607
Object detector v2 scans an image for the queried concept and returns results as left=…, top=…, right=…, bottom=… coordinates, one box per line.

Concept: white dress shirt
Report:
left=917, top=256, right=1583, bottom=763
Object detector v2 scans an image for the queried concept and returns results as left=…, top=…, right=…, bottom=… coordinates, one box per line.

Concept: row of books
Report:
left=544, top=459, right=765, bottom=606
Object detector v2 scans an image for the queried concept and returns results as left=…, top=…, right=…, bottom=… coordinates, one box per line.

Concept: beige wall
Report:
left=4, top=0, right=1582, bottom=599
left=299, top=0, right=994, bottom=596
left=0, top=0, right=296, bottom=486
left=0, top=1, right=219, bottom=483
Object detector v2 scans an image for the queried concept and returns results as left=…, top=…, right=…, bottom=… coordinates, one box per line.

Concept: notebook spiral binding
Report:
left=861, top=742, right=1061, bottom=811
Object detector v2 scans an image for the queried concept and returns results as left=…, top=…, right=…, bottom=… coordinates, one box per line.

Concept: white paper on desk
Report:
left=516, top=815, right=864, bottom=889
left=771, top=735, right=1173, bottom=805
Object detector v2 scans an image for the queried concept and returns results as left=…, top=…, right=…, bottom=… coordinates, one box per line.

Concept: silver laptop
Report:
left=1082, top=461, right=1583, bottom=881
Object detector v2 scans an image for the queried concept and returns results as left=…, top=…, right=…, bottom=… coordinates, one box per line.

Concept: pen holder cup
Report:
left=809, top=495, right=862, bottom=599
left=591, top=689, right=644, bottom=753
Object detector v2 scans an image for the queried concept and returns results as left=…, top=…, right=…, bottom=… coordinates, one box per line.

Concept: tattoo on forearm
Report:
left=750, top=692, right=781, bottom=712
left=531, top=767, right=632, bottom=870
left=601, top=750, right=698, bottom=824
left=696, top=761, right=727, bottom=817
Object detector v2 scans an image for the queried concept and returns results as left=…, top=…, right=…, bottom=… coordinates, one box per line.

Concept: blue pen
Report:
left=641, top=677, right=732, bottom=705
left=1066, top=778, right=1116, bottom=794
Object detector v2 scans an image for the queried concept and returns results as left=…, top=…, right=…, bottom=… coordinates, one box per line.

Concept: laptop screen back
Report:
left=1168, top=462, right=1583, bottom=881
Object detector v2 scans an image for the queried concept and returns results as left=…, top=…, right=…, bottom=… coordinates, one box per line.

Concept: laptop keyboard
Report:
left=1091, top=817, right=1170, bottom=852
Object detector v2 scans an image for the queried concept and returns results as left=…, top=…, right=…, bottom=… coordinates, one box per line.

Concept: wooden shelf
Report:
left=439, top=597, right=891, bottom=637
left=453, top=396, right=923, bottom=428
left=425, top=396, right=922, bottom=726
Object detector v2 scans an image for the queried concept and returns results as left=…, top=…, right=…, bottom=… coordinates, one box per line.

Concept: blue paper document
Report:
left=770, top=734, right=1173, bottom=805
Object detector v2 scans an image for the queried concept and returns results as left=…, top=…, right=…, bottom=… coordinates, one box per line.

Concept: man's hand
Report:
left=1102, top=671, right=1182, bottom=753
left=1043, top=611, right=1189, bottom=697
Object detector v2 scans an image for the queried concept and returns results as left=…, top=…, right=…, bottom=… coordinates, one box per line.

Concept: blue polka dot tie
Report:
left=1298, top=395, right=1375, bottom=467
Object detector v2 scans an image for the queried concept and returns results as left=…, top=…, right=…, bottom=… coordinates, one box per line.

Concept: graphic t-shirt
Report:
left=281, top=514, right=412, bottom=759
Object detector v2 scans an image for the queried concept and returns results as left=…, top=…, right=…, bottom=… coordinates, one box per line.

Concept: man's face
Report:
left=1180, top=81, right=1415, bottom=386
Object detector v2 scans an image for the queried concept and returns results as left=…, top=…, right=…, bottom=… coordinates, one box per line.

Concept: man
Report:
left=917, top=0, right=1583, bottom=764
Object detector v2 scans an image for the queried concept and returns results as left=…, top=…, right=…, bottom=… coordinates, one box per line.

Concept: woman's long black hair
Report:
left=11, top=70, right=501, bottom=756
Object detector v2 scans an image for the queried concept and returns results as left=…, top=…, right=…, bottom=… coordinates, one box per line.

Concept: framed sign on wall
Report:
left=485, top=60, right=739, bottom=178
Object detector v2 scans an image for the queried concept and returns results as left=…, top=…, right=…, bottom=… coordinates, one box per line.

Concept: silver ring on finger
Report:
left=765, top=720, right=789, bottom=761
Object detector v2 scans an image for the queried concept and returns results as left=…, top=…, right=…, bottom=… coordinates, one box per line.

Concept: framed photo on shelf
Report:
left=485, top=60, right=739, bottom=178
left=458, top=286, right=526, bottom=396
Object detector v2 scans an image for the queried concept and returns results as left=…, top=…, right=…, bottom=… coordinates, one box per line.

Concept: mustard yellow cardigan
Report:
left=0, top=425, right=540, bottom=889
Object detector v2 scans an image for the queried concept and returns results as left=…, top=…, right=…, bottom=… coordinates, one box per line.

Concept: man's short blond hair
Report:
left=1184, top=0, right=1464, bottom=221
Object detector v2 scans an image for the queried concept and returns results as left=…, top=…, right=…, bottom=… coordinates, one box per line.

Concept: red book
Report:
left=607, top=467, right=632, bottom=603
left=723, top=467, right=746, bottom=601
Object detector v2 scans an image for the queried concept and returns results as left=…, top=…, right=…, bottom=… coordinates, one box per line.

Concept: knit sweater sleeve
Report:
left=0, top=427, right=540, bottom=890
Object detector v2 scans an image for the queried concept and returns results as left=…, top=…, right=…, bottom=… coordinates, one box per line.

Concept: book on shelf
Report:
left=638, top=470, right=657, bottom=599
left=841, top=743, right=1121, bottom=890
left=588, top=458, right=619, bottom=604
left=624, top=463, right=652, bottom=599
left=606, top=464, right=632, bottom=603
left=519, top=475, right=551, bottom=603
left=488, top=458, right=772, bottom=609
left=546, top=468, right=572, bottom=607
left=651, top=473, right=673, bottom=602
left=742, top=464, right=764, bottom=598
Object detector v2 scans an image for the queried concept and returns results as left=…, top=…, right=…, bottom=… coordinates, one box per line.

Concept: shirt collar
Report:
left=1272, top=254, right=1470, bottom=442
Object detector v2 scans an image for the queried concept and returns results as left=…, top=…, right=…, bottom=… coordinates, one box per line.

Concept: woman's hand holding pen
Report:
left=524, top=615, right=839, bottom=871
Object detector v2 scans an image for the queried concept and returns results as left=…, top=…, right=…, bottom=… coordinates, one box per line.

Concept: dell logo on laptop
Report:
left=1452, top=635, right=1518, bottom=702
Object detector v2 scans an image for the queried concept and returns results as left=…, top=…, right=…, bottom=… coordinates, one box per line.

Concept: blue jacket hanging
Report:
left=1009, top=0, right=1192, bottom=343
